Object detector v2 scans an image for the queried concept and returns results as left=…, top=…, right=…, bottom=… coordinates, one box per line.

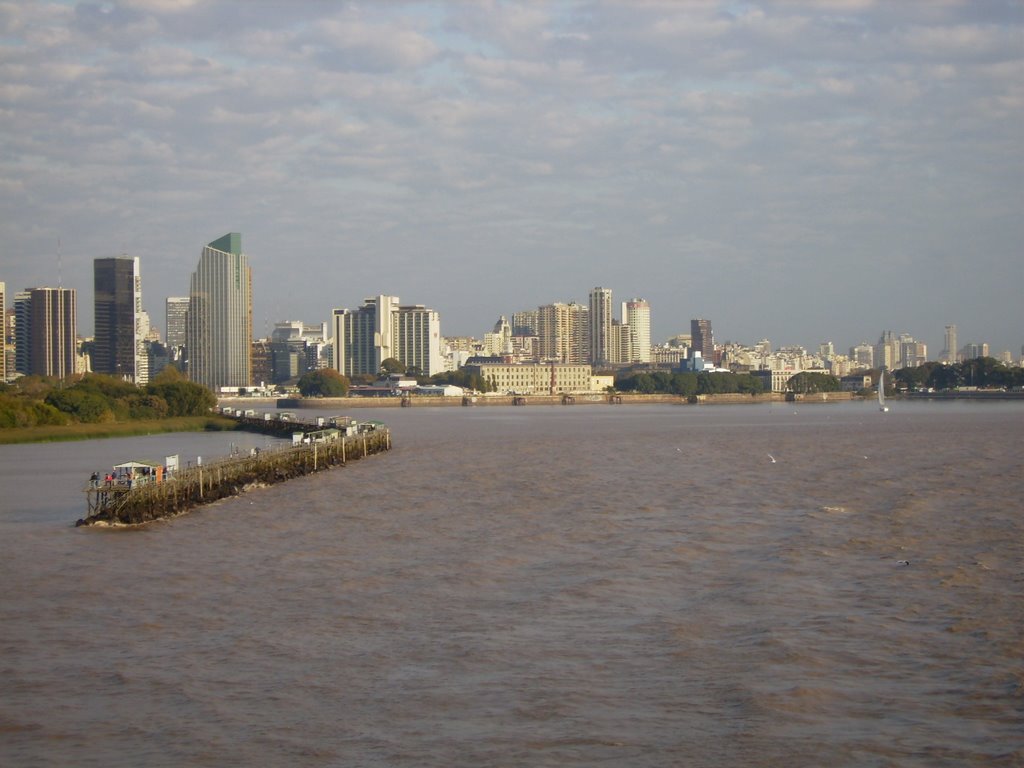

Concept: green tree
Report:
left=670, top=373, right=698, bottom=397
left=0, top=394, right=67, bottom=428
left=633, top=373, right=656, bottom=394
left=428, top=370, right=492, bottom=393
left=786, top=372, right=840, bottom=394
left=380, top=358, right=406, bottom=375
left=146, top=379, right=217, bottom=416
left=45, top=387, right=114, bottom=423
left=12, top=375, right=60, bottom=400
left=75, top=373, right=139, bottom=401
left=297, top=369, right=350, bottom=397
left=127, top=394, right=170, bottom=420
left=927, top=364, right=961, bottom=391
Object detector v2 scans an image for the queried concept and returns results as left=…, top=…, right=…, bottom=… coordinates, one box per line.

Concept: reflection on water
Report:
left=1, top=402, right=1022, bottom=767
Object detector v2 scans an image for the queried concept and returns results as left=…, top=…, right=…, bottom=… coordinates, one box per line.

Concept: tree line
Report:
left=0, top=367, right=217, bottom=429
left=615, top=370, right=765, bottom=396
left=890, top=357, right=1024, bottom=392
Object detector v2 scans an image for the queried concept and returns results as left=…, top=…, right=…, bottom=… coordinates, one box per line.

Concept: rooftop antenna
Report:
left=57, top=237, right=63, bottom=288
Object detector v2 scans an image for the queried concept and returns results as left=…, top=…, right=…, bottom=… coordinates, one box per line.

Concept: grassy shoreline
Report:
left=0, top=416, right=238, bottom=445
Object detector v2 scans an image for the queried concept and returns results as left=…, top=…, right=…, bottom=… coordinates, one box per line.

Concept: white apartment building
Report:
left=333, top=295, right=443, bottom=377
left=622, top=299, right=651, bottom=363
left=537, top=302, right=589, bottom=364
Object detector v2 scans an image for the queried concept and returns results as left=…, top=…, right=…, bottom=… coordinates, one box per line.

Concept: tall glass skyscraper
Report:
left=186, top=233, right=252, bottom=391
left=691, top=318, right=714, bottom=360
left=165, top=296, right=189, bottom=353
left=28, top=287, right=77, bottom=378
left=93, top=256, right=146, bottom=384
left=0, top=281, right=5, bottom=383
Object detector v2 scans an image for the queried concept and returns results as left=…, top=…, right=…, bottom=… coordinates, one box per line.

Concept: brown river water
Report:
left=1, top=401, right=1022, bottom=767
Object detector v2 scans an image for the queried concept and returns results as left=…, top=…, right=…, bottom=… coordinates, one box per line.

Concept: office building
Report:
left=960, top=342, right=989, bottom=361
left=333, top=295, right=442, bottom=377
left=186, top=233, right=252, bottom=391
left=166, top=297, right=189, bottom=354
left=14, top=290, right=31, bottom=375
left=93, top=256, right=147, bottom=384
left=0, top=282, right=5, bottom=382
left=24, top=287, right=77, bottom=378
left=691, top=318, right=714, bottom=362
left=589, top=287, right=613, bottom=367
left=941, top=325, right=958, bottom=364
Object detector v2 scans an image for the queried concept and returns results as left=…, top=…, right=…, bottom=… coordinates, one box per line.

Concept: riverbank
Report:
left=0, top=415, right=236, bottom=445
left=251, top=391, right=855, bottom=409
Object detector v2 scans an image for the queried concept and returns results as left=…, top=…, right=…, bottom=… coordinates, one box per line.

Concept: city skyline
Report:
left=1, top=2, right=1022, bottom=356
left=3, top=252, right=1017, bottom=365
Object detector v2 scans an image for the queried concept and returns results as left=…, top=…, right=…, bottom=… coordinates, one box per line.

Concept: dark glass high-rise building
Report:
left=93, top=256, right=146, bottom=384
left=165, top=297, right=189, bottom=353
left=691, top=318, right=713, bottom=358
left=28, top=287, right=76, bottom=378
left=0, top=281, right=5, bottom=382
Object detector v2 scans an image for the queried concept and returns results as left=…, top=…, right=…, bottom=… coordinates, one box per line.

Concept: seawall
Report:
left=260, top=391, right=855, bottom=409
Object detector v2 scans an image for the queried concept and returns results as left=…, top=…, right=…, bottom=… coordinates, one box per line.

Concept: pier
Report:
left=78, top=418, right=391, bottom=527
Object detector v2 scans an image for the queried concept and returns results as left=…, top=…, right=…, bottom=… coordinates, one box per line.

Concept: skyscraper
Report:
left=14, top=290, right=31, bottom=375
left=691, top=318, right=713, bottom=359
left=28, top=287, right=76, bottom=378
left=623, top=299, right=652, bottom=363
left=166, top=296, right=189, bottom=353
left=0, top=281, right=5, bottom=382
left=537, top=302, right=589, bottom=364
left=187, top=233, right=252, bottom=391
left=589, top=287, right=613, bottom=367
left=942, top=325, right=958, bottom=364
left=93, top=256, right=146, bottom=384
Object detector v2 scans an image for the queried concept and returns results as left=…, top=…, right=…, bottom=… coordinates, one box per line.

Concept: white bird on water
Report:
left=768, top=454, right=776, bottom=463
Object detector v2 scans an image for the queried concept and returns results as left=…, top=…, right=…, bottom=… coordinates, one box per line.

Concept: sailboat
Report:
left=878, top=370, right=889, bottom=412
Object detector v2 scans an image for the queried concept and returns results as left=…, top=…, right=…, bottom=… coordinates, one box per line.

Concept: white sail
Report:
left=878, top=370, right=889, bottom=412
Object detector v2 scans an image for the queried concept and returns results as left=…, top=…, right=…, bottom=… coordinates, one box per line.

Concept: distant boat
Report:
left=878, top=370, right=889, bottom=412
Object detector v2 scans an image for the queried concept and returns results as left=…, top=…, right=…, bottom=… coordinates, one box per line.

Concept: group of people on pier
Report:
left=89, top=462, right=166, bottom=491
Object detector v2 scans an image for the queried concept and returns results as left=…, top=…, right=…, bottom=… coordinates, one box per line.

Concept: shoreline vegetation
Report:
left=4, top=389, right=1023, bottom=445
left=0, top=415, right=237, bottom=445
left=4, top=354, right=1022, bottom=444
left=0, top=368, right=223, bottom=444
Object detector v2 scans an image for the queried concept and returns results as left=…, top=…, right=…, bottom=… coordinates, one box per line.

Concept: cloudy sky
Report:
left=2, top=1, right=1022, bottom=356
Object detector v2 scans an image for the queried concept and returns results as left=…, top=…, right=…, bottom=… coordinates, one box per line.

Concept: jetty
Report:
left=78, top=416, right=391, bottom=527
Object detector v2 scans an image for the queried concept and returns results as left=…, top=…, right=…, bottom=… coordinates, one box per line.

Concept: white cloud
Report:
left=0, top=0, right=1021, bottom=352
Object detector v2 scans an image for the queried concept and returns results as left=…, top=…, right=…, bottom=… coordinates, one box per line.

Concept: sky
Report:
left=1, top=0, right=1022, bottom=357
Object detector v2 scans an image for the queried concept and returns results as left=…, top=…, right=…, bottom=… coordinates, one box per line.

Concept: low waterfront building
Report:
left=466, top=362, right=593, bottom=395
left=752, top=368, right=801, bottom=393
